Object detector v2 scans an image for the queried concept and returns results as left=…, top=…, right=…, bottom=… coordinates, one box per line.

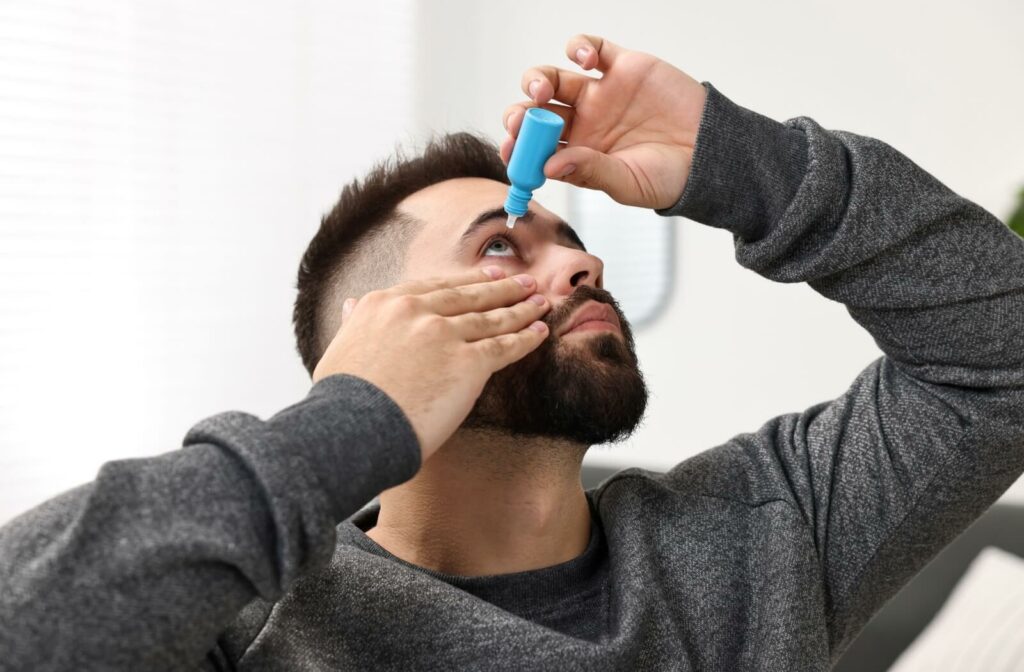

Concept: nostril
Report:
left=570, top=270, right=588, bottom=286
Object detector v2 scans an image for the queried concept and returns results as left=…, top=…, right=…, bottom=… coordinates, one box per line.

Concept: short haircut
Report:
left=292, top=132, right=510, bottom=376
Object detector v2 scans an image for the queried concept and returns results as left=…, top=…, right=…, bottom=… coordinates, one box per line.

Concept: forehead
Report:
left=397, top=177, right=564, bottom=241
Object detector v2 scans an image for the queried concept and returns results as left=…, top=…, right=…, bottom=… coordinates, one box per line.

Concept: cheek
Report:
left=403, top=259, right=498, bottom=284
left=401, top=252, right=459, bottom=282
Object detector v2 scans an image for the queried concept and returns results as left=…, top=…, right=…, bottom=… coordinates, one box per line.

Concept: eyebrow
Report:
left=456, top=206, right=587, bottom=254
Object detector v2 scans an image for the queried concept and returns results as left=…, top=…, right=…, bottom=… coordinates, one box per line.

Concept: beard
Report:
left=461, top=284, right=648, bottom=445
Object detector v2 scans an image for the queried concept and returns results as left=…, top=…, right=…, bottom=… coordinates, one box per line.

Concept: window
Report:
left=568, top=188, right=676, bottom=330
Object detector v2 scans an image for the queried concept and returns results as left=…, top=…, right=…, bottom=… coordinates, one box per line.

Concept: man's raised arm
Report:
left=504, top=45, right=1021, bottom=656
left=657, top=82, right=1024, bottom=661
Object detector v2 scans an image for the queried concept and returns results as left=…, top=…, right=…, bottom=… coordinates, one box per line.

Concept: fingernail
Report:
left=513, top=274, right=535, bottom=287
left=528, top=293, right=546, bottom=305
left=560, top=164, right=577, bottom=177
left=528, top=79, right=540, bottom=99
left=576, top=47, right=589, bottom=64
left=529, top=321, right=548, bottom=333
left=483, top=266, right=504, bottom=279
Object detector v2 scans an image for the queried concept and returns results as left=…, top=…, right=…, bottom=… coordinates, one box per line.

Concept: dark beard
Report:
left=462, top=285, right=648, bottom=445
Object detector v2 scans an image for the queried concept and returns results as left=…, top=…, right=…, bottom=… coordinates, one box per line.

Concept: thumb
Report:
left=543, top=146, right=636, bottom=205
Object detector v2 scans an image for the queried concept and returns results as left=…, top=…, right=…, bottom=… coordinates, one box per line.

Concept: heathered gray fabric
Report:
left=1, top=81, right=1022, bottom=671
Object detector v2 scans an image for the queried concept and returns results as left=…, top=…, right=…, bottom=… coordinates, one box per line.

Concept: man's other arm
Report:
left=657, top=83, right=1024, bottom=661
left=0, top=374, right=421, bottom=671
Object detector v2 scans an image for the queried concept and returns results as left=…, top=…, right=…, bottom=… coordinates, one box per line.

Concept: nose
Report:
left=544, top=247, right=604, bottom=299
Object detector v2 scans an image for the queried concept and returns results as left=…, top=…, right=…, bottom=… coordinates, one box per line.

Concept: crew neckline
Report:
left=339, top=491, right=607, bottom=606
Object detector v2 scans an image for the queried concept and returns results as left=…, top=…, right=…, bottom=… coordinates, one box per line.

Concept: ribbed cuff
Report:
left=266, top=373, right=422, bottom=520
left=655, top=82, right=810, bottom=242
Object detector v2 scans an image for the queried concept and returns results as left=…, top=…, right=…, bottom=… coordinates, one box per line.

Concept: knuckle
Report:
left=476, top=311, right=501, bottom=332
left=419, top=313, right=447, bottom=336
left=498, top=333, right=526, bottom=358
left=503, top=306, right=524, bottom=327
left=499, top=332, right=523, bottom=349
left=392, top=294, right=419, bottom=315
left=437, top=287, right=462, bottom=309
left=360, top=290, right=386, bottom=309
left=480, top=338, right=505, bottom=359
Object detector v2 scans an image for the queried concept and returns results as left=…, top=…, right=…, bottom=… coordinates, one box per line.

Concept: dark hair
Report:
left=292, top=132, right=510, bottom=376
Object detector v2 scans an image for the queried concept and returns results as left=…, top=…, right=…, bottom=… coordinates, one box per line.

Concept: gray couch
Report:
left=579, top=465, right=1024, bottom=671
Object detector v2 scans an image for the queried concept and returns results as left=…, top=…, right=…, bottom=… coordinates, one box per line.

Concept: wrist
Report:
left=655, top=82, right=809, bottom=242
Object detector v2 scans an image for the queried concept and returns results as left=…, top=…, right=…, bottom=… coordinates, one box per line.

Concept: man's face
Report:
left=398, top=177, right=648, bottom=445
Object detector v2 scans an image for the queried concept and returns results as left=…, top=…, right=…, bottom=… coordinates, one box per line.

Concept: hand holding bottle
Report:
left=501, top=34, right=708, bottom=210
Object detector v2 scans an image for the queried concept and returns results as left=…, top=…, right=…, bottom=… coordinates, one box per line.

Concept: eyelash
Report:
left=482, top=233, right=521, bottom=258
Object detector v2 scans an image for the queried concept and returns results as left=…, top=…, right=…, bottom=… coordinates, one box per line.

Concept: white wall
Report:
left=0, top=0, right=416, bottom=523
left=411, top=0, right=1024, bottom=503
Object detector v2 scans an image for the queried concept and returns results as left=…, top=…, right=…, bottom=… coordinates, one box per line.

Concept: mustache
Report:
left=541, top=285, right=625, bottom=336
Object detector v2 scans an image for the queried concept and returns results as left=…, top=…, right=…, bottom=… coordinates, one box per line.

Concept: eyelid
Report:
left=481, top=232, right=522, bottom=257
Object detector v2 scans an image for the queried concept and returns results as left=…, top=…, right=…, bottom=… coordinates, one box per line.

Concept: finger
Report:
left=519, top=66, right=590, bottom=106
left=390, top=266, right=506, bottom=296
left=505, top=138, right=568, bottom=164
left=500, top=134, right=514, bottom=164
left=502, top=102, right=574, bottom=140
left=474, top=321, right=549, bottom=372
left=452, top=293, right=549, bottom=341
left=543, top=145, right=637, bottom=203
left=426, top=274, right=538, bottom=317
left=566, top=34, right=624, bottom=73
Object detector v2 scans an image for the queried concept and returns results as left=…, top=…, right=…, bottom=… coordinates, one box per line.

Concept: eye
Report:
left=482, top=234, right=519, bottom=258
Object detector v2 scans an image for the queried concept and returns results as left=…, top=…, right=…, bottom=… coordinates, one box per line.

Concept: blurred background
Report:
left=1, top=0, right=1023, bottom=526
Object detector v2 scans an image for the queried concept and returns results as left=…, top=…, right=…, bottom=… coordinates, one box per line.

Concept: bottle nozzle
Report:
left=506, top=213, right=518, bottom=229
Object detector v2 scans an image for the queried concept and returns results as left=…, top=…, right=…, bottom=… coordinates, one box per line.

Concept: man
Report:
left=1, top=34, right=1022, bottom=671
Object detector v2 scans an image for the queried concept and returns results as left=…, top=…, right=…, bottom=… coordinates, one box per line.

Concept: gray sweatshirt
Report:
left=1, top=82, right=1022, bottom=672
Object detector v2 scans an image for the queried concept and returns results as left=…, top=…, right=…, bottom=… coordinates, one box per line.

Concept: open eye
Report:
left=483, top=234, right=519, bottom=258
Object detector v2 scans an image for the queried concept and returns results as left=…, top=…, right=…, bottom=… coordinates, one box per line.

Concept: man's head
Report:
left=293, top=133, right=648, bottom=445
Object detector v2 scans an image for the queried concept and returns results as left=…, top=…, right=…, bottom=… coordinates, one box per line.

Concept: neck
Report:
left=366, top=427, right=593, bottom=577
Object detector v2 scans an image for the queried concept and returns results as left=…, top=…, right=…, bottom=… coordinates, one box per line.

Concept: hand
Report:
left=312, top=267, right=550, bottom=462
left=501, top=34, right=707, bottom=210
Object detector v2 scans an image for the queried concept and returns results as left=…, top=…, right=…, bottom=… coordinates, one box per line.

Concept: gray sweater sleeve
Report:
left=658, top=82, right=1024, bottom=660
left=0, top=373, right=421, bottom=671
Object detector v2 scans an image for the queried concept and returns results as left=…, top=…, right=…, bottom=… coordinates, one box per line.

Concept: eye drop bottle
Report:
left=504, top=108, right=564, bottom=228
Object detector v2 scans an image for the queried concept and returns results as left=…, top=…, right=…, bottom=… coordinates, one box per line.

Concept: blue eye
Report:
left=483, top=235, right=518, bottom=258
